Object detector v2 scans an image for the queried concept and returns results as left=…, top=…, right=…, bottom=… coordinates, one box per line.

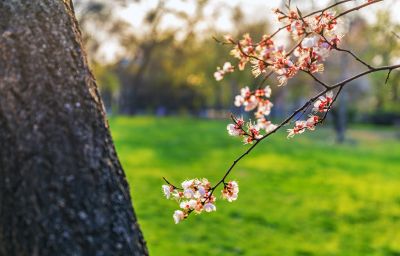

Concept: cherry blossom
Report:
left=287, top=115, right=320, bottom=138
left=204, top=203, right=217, bottom=212
left=222, top=181, right=239, bottom=202
left=214, top=7, right=345, bottom=87
left=213, top=61, right=235, bottom=81
left=173, top=210, right=186, bottom=224
left=162, top=178, right=239, bottom=223
left=162, top=185, right=172, bottom=199
left=227, top=84, right=277, bottom=143
left=301, top=36, right=318, bottom=49
left=213, top=69, right=224, bottom=81
left=287, top=121, right=307, bottom=138
left=162, top=178, right=215, bottom=222
left=313, top=91, right=334, bottom=112
left=306, top=115, right=319, bottom=130
left=227, top=117, right=245, bottom=136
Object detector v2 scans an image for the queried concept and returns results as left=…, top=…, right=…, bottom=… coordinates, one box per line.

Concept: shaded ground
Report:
left=110, top=117, right=400, bottom=256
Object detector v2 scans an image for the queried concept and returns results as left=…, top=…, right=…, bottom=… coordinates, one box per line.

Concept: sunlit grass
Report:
left=110, top=116, right=400, bottom=256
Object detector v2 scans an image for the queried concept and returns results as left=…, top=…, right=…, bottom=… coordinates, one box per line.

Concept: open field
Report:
left=109, top=117, right=400, bottom=256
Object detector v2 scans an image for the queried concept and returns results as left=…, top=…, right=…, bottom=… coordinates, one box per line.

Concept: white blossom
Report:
left=173, top=210, right=185, bottom=224
left=301, top=36, right=318, bottom=49
left=162, top=185, right=171, bottom=199
left=204, top=203, right=217, bottom=212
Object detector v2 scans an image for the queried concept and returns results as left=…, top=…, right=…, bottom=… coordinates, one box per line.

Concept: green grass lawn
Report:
left=109, top=117, right=400, bottom=256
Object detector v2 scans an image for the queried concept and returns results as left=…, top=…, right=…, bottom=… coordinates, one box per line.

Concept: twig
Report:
left=318, top=85, right=344, bottom=124
left=385, top=69, right=393, bottom=85
left=330, top=64, right=400, bottom=90
left=212, top=36, right=231, bottom=45
left=286, top=34, right=307, bottom=56
left=392, top=31, right=400, bottom=40
left=302, top=70, right=330, bottom=88
left=304, top=0, right=353, bottom=18
left=320, top=34, right=373, bottom=70
left=163, top=177, right=182, bottom=190
left=334, top=0, right=383, bottom=20
left=236, top=41, right=268, bottom=65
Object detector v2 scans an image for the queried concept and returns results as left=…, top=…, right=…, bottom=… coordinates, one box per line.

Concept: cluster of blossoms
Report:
left=214, top=62, right=234, bottom=81
left=222, top=181, right=239, bottom=202
left=287, top=115, right=319, bottom=138
left=215, top=7, right=344, bottom=140
left=227, top=85, right=277, bottom=144
left=287, top=91, right=334, bottom=138
left=216, top=8, right=343, bottom=86
left=313, top=91, right=334, bottom=113
left=162, top=179, right=239, bottom=224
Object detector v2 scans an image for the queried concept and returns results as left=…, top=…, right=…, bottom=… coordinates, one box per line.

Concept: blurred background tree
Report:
left=73, top=0, right=399, bottom=141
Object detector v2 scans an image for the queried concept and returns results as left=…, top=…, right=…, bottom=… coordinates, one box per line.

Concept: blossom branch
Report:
left=318, top=85, right=344, bottom=124
left=163, top=0, right=398, bottom=224
left=219, top=63, right=400, bottom=181
left=320, top=33, right=374, bottom=70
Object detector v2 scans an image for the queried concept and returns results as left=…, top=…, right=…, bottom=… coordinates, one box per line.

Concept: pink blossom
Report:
left=306, top=115, right=319, bottom=130
left=223, top=62, right=234, bottom=73
left=313, top=91, right=334, bottom=112
left=227, top=123, right=242, bottom=137
left=214, top=62, right=235, bottom=81
left=214, top=69, right=224, bottom=81
left=287, top=121, right=307, bottom=138
left=222, top=181, right=239, bottom=202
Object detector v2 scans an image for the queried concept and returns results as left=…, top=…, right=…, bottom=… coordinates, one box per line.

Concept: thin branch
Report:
left=231, top=114, right=251, bottom=137
left=331, top=64, right=400, bottom=90
left=286, top=34, right=307, bottom=56
left=268, top=25, right=289, bottom=40
left=392, top=31, right=400, bottom=40
left=260, top=70, right=275, bottom=86
left=333, top=45, right=373, bottom=69
left=258, top=71, right=273, bottom=87
left=295, top=103, right=313, bottom=122
left=210, top=93, right=324, bottom=192
left=212, top=36, right=231, bottom=45
left=319, top=85, right=344, bottom=124
left=320, top=34, right=373, bottom=69
left=385, top=69, right=393, bottom=85
left=163, top=177, right=182, bottom=190
left=304, top=0, right=353, bottom=18
left=236, top=41, right=268, bottom=65
left=302, top=70, right=330, bottom=88
left=334, top=0, right=383, bottom=20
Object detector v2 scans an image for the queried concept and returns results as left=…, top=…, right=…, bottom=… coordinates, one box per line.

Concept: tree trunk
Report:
left=332, top=54, right=349, bottom=143
left=118, top=43, right=155, bottom=115
left=0, top=1, right=148, bottom=255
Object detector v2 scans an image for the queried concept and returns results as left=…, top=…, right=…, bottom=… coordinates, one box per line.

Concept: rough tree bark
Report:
left=0, top=1, right=148, bottom=255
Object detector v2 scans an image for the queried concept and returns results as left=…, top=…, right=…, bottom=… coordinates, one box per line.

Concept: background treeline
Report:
left=74, top=0, right=400, bottom=126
